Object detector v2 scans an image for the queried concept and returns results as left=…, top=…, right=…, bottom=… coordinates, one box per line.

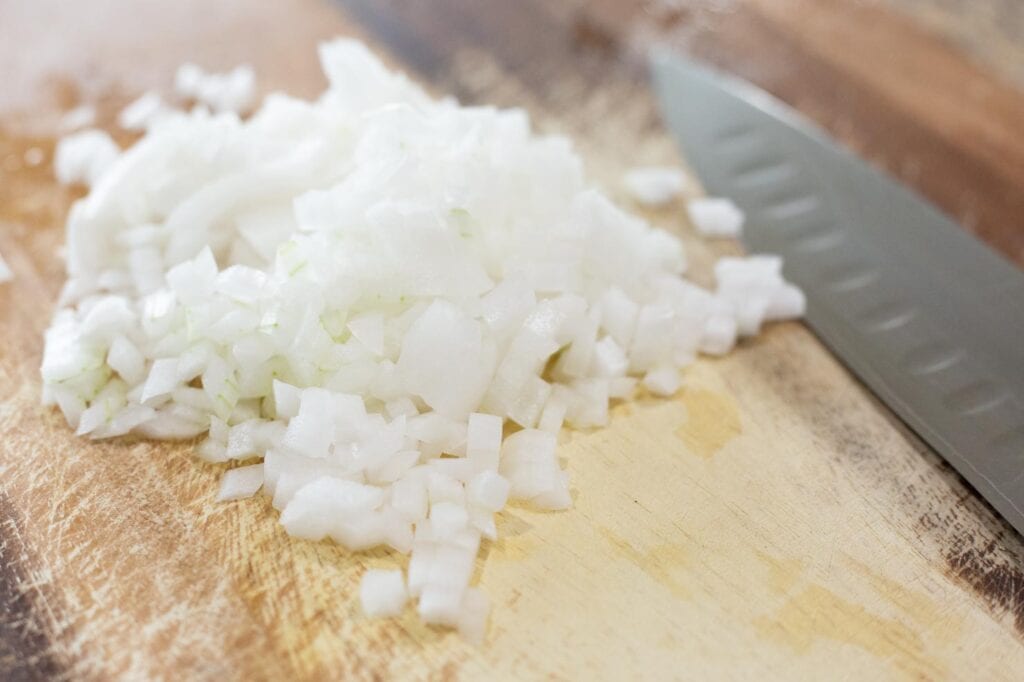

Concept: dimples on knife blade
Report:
left=651, top=51, right=1024, bottom=536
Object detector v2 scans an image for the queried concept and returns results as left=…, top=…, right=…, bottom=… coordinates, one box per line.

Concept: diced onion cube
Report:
left=687, top=198, right=745, bottom=237
left=217, top=463, right=265, bottom=501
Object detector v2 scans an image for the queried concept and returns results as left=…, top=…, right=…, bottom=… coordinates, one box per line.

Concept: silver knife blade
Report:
left=651, top=50, right=1024, bottom=536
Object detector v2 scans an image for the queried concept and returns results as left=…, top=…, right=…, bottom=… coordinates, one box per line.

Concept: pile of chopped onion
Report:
left=41, top=39, right=803, bottom=643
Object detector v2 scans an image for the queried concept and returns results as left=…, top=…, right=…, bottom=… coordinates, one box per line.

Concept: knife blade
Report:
left=650, top=50, right=1024, bottom=536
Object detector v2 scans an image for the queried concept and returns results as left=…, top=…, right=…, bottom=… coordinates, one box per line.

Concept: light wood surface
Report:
left=2, top=0, right=1024, bottom=679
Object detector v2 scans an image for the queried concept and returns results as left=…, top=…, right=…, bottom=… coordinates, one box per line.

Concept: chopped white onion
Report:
left=699, top=315, right=738, bottom=356
left=59, top=105, right=97, bottom=133
left=466, top=412, right=502, bottom=469
left=118, top=91, right=173, bottom=131
left=175, top=63, right=256, bottom=114
left=107, top=335, right=145, bottom=385
left=499, top=429, right=569, bottom=508
left=217, top=463, right=264, bottom=501
left=622, top=166, right=689, bottom=206
left=54, top=129, right=119, bottom=186
left=42, top=38, right=804, bottom=641
left=642, top=366, right=681, bottom=397
left=687, top=197, right=745, bottom=238
left=140, top=358, right=180, bottom=405
left=467, top=470, right=510, bottom=512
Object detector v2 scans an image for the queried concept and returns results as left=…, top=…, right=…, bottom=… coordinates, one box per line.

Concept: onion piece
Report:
left=622, top=166, right=688, bottom=207
left=686, top=197, right=745, bottom=237
left=217, top=463, right=265, bottom=501
left=118, top=92, right=172, bottom=131
left=54, top=130, right=120, bottom=187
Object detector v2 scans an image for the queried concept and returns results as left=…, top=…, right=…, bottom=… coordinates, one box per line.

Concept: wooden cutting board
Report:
left=2, top=0, right=1024, bottom=679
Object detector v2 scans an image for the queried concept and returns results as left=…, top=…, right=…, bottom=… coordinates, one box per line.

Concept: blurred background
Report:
left=2, top=0, right=1023, bottom=268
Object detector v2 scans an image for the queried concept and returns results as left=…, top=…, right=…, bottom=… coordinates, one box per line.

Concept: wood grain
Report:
left=3, top=0, right=1024, bottom=679
left=887, top=0, right=1024, bottom=88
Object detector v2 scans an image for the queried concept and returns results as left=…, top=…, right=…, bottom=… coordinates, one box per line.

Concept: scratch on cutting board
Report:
left=674, top=387, right=741, bottom=459
left=0, top=493, right=68, bottom=680
left=489, top=534, right=541, bottom=563
left=942, top=541, right=1024, bottom=635
left=598, top=528, right=691, bottom=601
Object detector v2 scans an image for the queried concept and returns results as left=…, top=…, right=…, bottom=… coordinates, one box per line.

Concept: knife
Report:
left=650, top=50, right=1024, bottom=536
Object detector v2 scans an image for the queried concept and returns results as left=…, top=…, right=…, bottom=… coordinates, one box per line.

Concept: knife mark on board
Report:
left=0, top=493, right=68, bottom=681
left=942, top=540, right=1024, bottom=634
